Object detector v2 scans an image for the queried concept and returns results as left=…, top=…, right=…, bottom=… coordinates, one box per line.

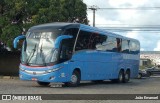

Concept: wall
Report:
left=0, top=51, right=20, bottom=76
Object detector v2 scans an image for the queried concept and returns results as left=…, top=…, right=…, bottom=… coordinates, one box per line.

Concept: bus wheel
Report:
left=111, top=70, right=124, bottom=83
left=37, top=81, right=50, bottom=86
left=123, top=70, right=130, bottom=83
left=65, top=71, right=80, bottom=87
left=118, top=70, right=124, bottom=83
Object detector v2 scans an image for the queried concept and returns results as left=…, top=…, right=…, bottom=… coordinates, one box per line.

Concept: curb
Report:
left=0, top=76, right=19, bottom=79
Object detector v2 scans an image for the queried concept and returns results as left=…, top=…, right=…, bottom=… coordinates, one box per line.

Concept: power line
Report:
left=100, top=28, right=160, bottom=31
left=98, top=26, right=160, bottom=29
left=87, top=7, right=160, bottom=10
left=100, top=7, right=160, bottom=9
left=99, top=28, right=160, bottom=32
left=100, top=28, right=160, bottom=32
left=96, top=24, right=160, bottom=26
left=102, top=29, right=160, bottom=31
left=98, top=26, right=160, bottom=32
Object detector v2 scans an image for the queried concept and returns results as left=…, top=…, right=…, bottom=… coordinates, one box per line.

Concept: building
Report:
left=140, top=51, right=160, bottom=66
left=140, top=58, right=151, bottom=66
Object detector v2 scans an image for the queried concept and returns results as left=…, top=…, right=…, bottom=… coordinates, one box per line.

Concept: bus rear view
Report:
left=14, top=22, right=140, bottom=87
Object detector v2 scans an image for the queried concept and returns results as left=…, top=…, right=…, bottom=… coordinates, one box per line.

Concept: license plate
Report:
left=32, top=78, right=37, bottom=81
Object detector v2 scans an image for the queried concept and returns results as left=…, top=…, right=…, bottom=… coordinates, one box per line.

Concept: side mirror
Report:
left=54, top=35, right=73, bottom=48
left=13, top=35, right=26, bottom=48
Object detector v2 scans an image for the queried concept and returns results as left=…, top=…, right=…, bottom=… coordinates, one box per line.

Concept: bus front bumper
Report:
left=19, top=70, right=70, bottom=83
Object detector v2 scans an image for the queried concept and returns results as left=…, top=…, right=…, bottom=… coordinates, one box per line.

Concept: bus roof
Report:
left=29, top=22, right=139, bottom=42
left=29, top=22, right=80, bottom=30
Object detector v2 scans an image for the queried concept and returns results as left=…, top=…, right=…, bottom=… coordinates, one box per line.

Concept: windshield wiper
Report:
left=26, top=44, right=37, bottom=65
left=40, top=43, right=47, bottom=66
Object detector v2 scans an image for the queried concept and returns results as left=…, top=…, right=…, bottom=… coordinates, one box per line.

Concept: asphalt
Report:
left=0, top=76, right=160, bottom=103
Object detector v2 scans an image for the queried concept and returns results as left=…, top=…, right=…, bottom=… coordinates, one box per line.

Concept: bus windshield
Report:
left=21, top=29, right=63, bottom=66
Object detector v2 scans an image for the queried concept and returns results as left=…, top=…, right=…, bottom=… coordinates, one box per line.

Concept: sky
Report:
left=83, top=0, right=160, bottom=51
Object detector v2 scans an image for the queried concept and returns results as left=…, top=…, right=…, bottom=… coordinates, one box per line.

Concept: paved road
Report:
left=0, top=76, right=160, bottom=103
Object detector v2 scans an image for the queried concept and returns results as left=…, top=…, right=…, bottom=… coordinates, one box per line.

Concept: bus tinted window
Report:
left=64, top=28, right=79, bottom=39
left=75, top=30, right=91, bottom=51
left=129, top=41, right=140, bottom=54
left=105, top=36, right=117, bottom=52
left=116, top=38, right=122, bottom=52
left=76, top=31, right=107, bottom=51
left=75, top=30, right=140, bottom=54
left=94, top=35, right=107, bottom=51
left=122, top=39, right=129, bottom=53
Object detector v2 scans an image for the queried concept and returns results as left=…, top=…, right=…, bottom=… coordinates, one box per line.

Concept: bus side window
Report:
left=116, top=38, right=122, bottom=52
left=122, top=39, right=129, bottom=53
left=129, top=41, right=140, bottom=54
left=64, top=28, right=79, bottom=39
left=105, top=36, right=117, bottom=52
left=95, top=35, right=107, bottom=51
left=87, top=32, right=99, bottom=49
left=59, top=39, right=73, bottom=62
left=75, top=30, right=92, bottom=51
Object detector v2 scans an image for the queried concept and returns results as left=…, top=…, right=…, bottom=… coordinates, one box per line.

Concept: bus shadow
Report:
left=30, top=78, right=150, bottom=88
left=80, top=81, right=113, bottom=87
left=30, top=81, right=121, bottom=88
left=62, top=80, right=131, bottom=88
left=74, top=78, right=149, bottom=87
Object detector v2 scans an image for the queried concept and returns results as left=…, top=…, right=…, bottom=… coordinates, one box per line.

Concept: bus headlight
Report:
left=47, top=66, right=63, bottom=73
left=20, top=67, right=25, bottom=71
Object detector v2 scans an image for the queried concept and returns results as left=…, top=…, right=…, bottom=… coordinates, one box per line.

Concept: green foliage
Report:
left=0, top=0, right=88, bottom=50
left=1, top=24, right=22, bottom=48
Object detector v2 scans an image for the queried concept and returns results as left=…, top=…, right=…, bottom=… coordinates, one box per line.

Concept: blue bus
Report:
left=14, top=22, right=140, bottom=87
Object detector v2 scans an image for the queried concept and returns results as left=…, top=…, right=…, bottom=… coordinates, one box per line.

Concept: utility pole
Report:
left=88, top=5, right=99, bottom=27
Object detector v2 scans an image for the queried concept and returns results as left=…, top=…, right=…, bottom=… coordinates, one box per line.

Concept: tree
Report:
left=0, top=0, right=88, bottom=50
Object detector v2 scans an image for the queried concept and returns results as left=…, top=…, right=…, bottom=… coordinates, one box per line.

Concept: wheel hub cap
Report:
left=120, top=74, right=123, bottom=81
left=71, top=75, right=77, bottom=83
left=125, top=74, right=129, bottom=79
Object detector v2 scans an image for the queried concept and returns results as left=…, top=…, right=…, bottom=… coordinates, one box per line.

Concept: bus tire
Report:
left=118, top=70, right=124, bottom=83
left=37, top=81, right=50, bottom=86
left=111, top=70, right=124, bottom=83
left=123, top=70, right=130, bottom=83
left=65, top=70, right=80, bottom=87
